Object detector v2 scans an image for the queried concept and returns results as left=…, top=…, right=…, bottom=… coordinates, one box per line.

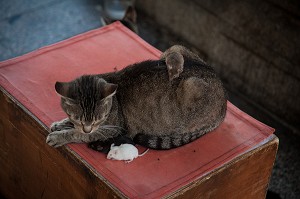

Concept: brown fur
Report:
left=46, top=45, right=227, bottom=149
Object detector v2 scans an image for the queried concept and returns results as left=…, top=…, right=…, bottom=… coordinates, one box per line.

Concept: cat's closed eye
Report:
left=68, top=116, right=81, bottom=125
left=93, top=120, right=102, bottom=127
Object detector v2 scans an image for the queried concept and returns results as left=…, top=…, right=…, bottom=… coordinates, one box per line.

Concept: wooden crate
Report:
left=0, top=22, right=278, bottom=199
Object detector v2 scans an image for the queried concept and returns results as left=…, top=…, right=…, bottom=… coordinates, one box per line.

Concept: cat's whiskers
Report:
left=102, top=125, right=125, bottom=130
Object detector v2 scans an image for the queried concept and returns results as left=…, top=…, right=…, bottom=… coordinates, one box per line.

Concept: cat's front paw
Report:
left=46, top=132, right=67, bottom=147
left=50, top=121, right=74, bottom=132
left=88, top=141, right=110, bottom=153
left=50, top=122, right=60, bottom=132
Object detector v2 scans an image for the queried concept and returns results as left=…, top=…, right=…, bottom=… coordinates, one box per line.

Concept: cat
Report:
left=101, top=6, right=138, bottom=33
left=46, top=45, right=227, bottom=150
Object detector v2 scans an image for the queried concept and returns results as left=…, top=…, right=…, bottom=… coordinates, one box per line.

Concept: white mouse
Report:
left=107, top=143, right=149, bottom=163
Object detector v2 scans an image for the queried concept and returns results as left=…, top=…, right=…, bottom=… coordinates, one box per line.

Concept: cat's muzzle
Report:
left=83, top=125, right=93, bottom=133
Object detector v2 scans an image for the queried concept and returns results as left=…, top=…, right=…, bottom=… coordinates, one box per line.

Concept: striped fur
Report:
left=49, top=45, right=227, bottom=150
left=134, top=125, right=219, bottom=150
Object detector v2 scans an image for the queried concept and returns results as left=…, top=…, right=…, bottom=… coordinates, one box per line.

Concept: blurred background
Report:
left=0, top=0, right=299, bottom=198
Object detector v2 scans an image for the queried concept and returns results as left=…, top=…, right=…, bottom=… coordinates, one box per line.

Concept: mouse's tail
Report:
left=138, top=148, right=149, bottom=157
left=133, top=125, right=216, bottom=150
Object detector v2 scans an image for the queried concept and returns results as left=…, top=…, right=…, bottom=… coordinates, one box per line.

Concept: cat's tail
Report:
left=133, top=126, right=216, bottom=150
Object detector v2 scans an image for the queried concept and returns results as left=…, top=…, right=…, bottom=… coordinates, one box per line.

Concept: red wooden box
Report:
left=0, top=22, right=278, bottom=199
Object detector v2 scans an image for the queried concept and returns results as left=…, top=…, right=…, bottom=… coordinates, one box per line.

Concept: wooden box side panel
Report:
left=170, top=136, right=278, bottom=199
left=0, top=90, right=124, bottom=199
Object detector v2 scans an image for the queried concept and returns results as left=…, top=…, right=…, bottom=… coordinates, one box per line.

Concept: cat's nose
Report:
left=83, top=125, right=92, bottom=133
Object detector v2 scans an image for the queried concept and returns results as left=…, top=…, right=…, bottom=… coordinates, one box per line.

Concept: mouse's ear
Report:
left=110, top=143, right=115, bottom=149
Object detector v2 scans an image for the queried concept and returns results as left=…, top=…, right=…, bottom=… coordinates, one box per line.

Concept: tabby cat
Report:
left=46, top=45, right=227, bottom=150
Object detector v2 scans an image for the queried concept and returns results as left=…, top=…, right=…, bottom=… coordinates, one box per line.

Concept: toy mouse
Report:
left=107, top=143, right=149, bottom=163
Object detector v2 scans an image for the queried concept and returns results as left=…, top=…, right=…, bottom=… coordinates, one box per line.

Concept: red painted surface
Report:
left=0, top=22, right=274, bottom=199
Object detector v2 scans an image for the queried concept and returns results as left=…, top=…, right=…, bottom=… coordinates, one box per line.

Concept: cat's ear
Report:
left=55, top=82, right=77, bottom=104
left=102, top=83, right=118, bottom=99
left=55, top=81, right=71, bottom=98
left=55, top=81, right=69, bottom=97
left=123, top=6, right=137, bottom=23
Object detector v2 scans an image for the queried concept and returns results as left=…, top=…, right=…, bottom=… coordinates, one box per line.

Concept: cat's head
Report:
left=55, top=75, right=117, bottom=134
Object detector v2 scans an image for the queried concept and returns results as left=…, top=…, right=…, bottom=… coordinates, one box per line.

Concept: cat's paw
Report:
left=88, top=141, right=102, bottom=150
left=88, top=141, right=111, bottom=153
left=46, top=132, right=67, bottom=147
left=50, top=121, right=74, bottom=132
left=50, top=122, right=62, bottom=132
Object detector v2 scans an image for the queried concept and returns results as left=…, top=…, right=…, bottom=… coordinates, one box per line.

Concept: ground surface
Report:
left=0, top=0, right=299, bottom=198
